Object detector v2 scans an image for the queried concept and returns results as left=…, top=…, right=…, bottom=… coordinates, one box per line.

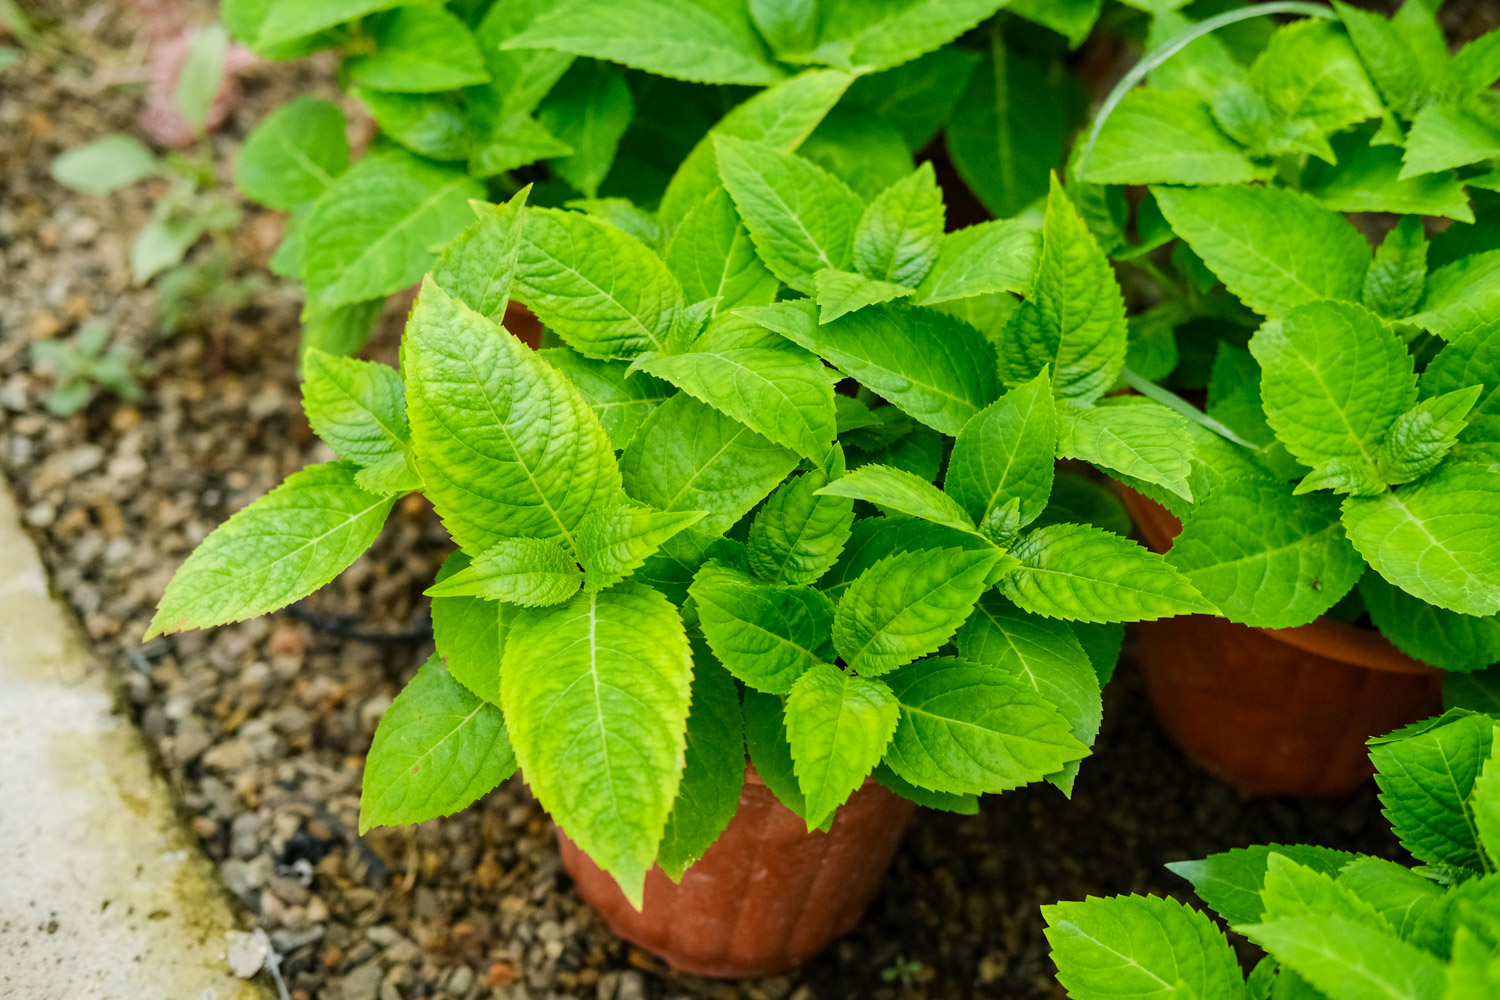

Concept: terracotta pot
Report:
left=556, top=767, right=916, bottom=978
left=1118, top=488, right=1443, bottom=797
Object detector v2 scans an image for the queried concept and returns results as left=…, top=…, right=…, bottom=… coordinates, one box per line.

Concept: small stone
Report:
left=226, top=928, right=270, bottom=978
left=486, top=961, right=516, bottom=987
left=446, top=965, right=474, bottom=995
left=340, top=962, right=383, bottom=1000
left=616, top=971, right=646, bottom=1000
left=24, top=502, right=54, bottom=527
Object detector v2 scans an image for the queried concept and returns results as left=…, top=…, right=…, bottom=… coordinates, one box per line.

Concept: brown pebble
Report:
left=31, top=312, right=62, bottom=339
left=191, top=815, right=217, bottom=838
left=486, top=962, right=515, bottom=987
left=322, top=946, right=344, bottom=969
left=110, top=406, right=142, bottom=432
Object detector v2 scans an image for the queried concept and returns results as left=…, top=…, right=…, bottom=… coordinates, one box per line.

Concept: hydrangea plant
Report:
left=1045, top=708, right=1500, bottom=999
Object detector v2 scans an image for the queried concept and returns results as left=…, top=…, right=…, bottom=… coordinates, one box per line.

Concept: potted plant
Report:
left=1044, top=706, right=1500, bottom=999
left=148, top=4, right=1233, bottom=972
left=1059, top=1, right=1500, bottom=796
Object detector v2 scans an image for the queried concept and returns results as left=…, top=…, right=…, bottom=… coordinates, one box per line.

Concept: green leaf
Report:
left=235, top=97, right=348, bottom=210
left=749, top=0, right=817, bottom=56
left=513, top=206, right=685, bottom=360
left=1422, top=320, right=1500, bottom=463
left=1166, top=475, right=1365, bottom=629
left=872, top=762, right=977, bottom=814
left=467, top=110, right=573, bottom=178
left=254, top=0, right=403, bottom=49
left=747, top=467, right=855, bottom=587
left=742, top=688, right=819, bottom=824
left=431, top=550, right=510, bottom=705
left=404, top=280, right=620, bottom=556
left=813, top=269, right=914, bottom=324
left=1447, top=668, right=1500, bottom=715
left=832, top=546, right=1003, bottom=676
left=1402, top=102, right=1500, bottom=180
left=1342, top=464, right=1500, bottom=618
left=786, top=663, right=899, bottom=829
left=1056, top=401, right=1196, bottom=503
left=811, top=0, right=1006, bottom=71
left=1308, top=135, right=1474, bottom=224
left=1043, top=895, right=1245, bottom=1000
left=424, top=537, right=582, bottom=607
left=1250, top=19, right=1383, bottom=139
left=853, top=162, right=944, bottom=287
left=665, top=188, right=779, bottom=315
left=883, top=656, right=1087, bottom=795
left=1153, top=184, right=1370, bottom=319
left=1001, top=176, right=1127, bottom=404
left=1238, top=915, right=1445, bottom=1000
left=620, top=393, right=800, bottom=549
left=946, top=370, right=1057, bottom=530
left=346, top=6, right=488, bottom=92
left=131, top=212, right=204, bottom=285
left=500, top=582, right=693, bottom=907
left=537, top=60, right=634, bottom=198
left=912, top=218, right=1040, bottom=305
left=299, top=299, right=383, bottom=360
left=818, top=463, right=977, bottom=535
left=691, top=558, right=832, bottom=694
left=303, top=151, right=482, bottom=309
left=577, top=502, right=707, bottom=592
left=539, top=348, right=672, bottom=451
left=1362, top=575, right=1500, bottom=674
left=1250, top=301, right=1417, bottom=491
left=746, top=300, right=1000, bottom=436
left=301, top=348, right=410, bottom=470
left=472, top=0, right=576, bottom=121
left=174, top=24, right=228, bottom=135
left=355, top=87, right=467, bottom=161
left=506, top=0, right=782, bottom=85
left=146, top=462, right=394, bottom=638
left=359, top=655, right=517, bottom=831
left=1363, top=216, right=1429, bottom=321
left=821, top=514, right=987, bottom=600
left=1010, top=0, right=1101, bottom=48
left=1371, top=708, right=1496, bottom=872
left=50, top=134, right=161, bottom=197
left=947, top=38, right=1072, bottom=219
left=1087, top=88, right=1263, bottom=186
left=635, top=345, right=838, bottom=463
left=714, top=135, right=863, bottom=295
left=430, top=192, right=528, bottom=326
left=1167, top=844, right=1357, bottom=927
left=1334, top=0, right=1445, bottom=117
left=1474, top=729, right=1500, bottom=869
left=568, top=198, right=661, bottom=248
left=1258, top=854, right=1391, bottom=929
left=1409, top=251, right=1500, bottom=342
left=842, top=45, right=980, bottom=152
left=657, top=650, right=745, bottom=880
left=1337, top=857, right=1446, bottom=938
left=1446, top=926, right=1500, bottom=998
left=658, top=68, right=853, bottom=228
left=955, top=595, right=1102, bottom=795
left=998, top=522, right=1217, bottom=624
left=1378, top=387, right=1484, bottom=486
left=353, top=453, right=420, bottom=495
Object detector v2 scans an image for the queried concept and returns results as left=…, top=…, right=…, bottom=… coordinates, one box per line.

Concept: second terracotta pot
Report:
left=557, top=767, right=916, bottom=978
left=1119, top=488, right=1443, bottom=797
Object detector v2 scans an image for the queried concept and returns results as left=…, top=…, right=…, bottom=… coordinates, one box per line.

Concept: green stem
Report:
left=1119, top=366, right=1265, bottom=453
left=1076, top=1, right=1338, bottom=181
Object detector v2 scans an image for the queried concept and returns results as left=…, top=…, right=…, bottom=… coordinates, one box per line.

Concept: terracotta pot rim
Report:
left=1116, top=485, right=1438, bottom=678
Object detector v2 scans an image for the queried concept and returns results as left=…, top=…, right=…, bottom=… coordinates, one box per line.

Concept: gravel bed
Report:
left=0, top=6, right=1433, bottom=1000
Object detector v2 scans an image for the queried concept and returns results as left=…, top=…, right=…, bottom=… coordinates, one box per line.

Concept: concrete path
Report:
left=0, top=481, right=273, bottom=1000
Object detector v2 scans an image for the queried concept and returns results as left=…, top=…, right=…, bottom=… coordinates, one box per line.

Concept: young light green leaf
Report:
left=146, top=462, right=394, bottom=638
left=1167, top=844, right=1357, bottom=927
left=1362, top=576, right=1500, bottom=674
left=1408, top=250, right=1500, bottom=343
left=1342, top=463, right=1500, bottom=618
left=577, top=503, right=707, bottom=592
left=1238, top=915, right=1446, bottom=1000
left=468, top=110, right=573, bottom=178
left=634, top=345, right=838, bottom=463
left=852, top=162, right=945, bottom=287
left=883, top=656, right=1087, bottom=795
left=1043, top=895, right=1246, bottom=1000
left=537, top=60, right=634, bottom=198
left=404, top=280, right=620, bottom=556
left=539, top=348, right=672, bottom=451
left=173, top=24, right=228, bottom=136
left=749, top=0, right=817, bottom=56
left=811, top=0, right=1006, bottom=72
left=832, top=546, right=1003, bottom=676
left=50, top=134, right=161, bottom=197
left=254, top=0, right=404, bottom=49
left=359, top=655, right=517, bottom=832
left=235, top=97, right=348, bottom=210
left=1402, top=103, right=1500, bottom=181
left=513, top=206, right=685, bottom=360
left=1001, top=176, right=1127, bottom=404
left=746, top=300, right=1000, bottom=435
left=818, top=464, right=977, bottom=535
left=1087, top=88, right=1263, bottom=186
left=1250, top=301, right=1418, bottom=490
left=657, top=651, right=745, bottom=880
left=747, top=467, right=855, bottom=587
left=1362, top=216, right=1429, bottom=321
left=742, top=689, right=821, bottom=824
left=1055, top=401, right=1196, bottom=503
left=1334, top=0, right=1445, bottom=117
left=1474, top=728, right=1500, bottom=869
left=1258, top=853, right=1392, bottom=931
left=665, top=188, right=779, bottom=315
left=821, top=515, right=988, bottom=600
left=430, top=190, right=529, bottom=325
left=354, top=453, right=421, bottom=496
left=1378, top=387, right=1484, bottom=486
left=912, top=218, right=1040, bottom=305
left=714, top=135, right=864, bottom=295
left=301, top=349, right=410, bottom=470
left=1153, top=184, right=1370, bottom=318
left=1309, top=137, right=1474, bottom=224
left=946, top=370, right=1057, bottom=531
left=1420, top=320, right=1500, bottom=462
left=424, top=537, right=582, bottom=607
left=999, top=522, right=1217, bottom=624
left=955, top=595, right=1102, bottom=795
left=345, top=6, right=489, bottom=93
left=354, top=88, right=468, bottom=162
left=302, top=151, right=482, bottom=309
left=505, top=0, right=783, bottom=86
left=1167, top=475, right=1365, bottom=630
left=500, top=583, right=693, bottom=907
left=786, top=663, right=899, bottom=830
left=431, top=551, right=510, bottom=706
left=690, top=560, right=832, bottom=694
left=1371, top=709, right=1496, bottom=872
left=813, top=269, right=914, bottom=324
left=472, top=0, right=576, bottom=121
left=1250, top=19, right=1383, bottom=139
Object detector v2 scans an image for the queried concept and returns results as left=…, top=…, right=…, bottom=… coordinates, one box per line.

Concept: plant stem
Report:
left=1119, top=366, right=1265, bottom=453
left=1076, top=1, right=1338, bottom=181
